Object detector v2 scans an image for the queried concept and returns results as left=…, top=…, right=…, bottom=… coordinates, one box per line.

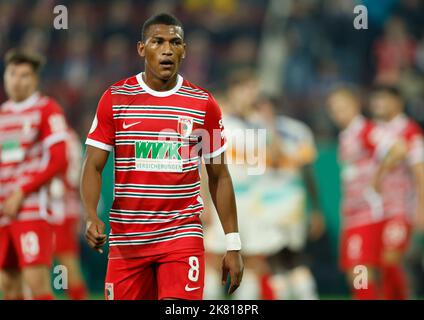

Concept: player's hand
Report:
left=221, top=251, right=244, bottom=295
left=309, top=210, right=326, bottom=241
left=85, top=216, right=107, bottom=254
left=371, top=175, right=382, bottom=193
left=3, top=189, right=24, bottom=219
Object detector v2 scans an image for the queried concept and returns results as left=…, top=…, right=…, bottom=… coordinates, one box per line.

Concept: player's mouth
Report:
left=159, top=59, right=175, bottom=69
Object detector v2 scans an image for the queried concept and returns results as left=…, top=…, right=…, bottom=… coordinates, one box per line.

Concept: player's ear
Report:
left=182, top=43, right=186, bottom=59
left=137, top=41, right=145, bottom=58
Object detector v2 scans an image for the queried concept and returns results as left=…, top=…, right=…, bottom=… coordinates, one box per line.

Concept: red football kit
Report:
left=338, top=116, right=393, bottom=270
left=376, top=114, right=424, bottom=254
left=0, top=92, right=68, bottom=269
left=86, top=73, right=226, bottom=300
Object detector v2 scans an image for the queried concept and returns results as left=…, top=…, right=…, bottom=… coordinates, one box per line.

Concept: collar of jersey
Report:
left=4, top=92, right=41, bottom=113
left=385, top=113, right=407, bottom=130
left=136, top=72, right=183, bottom=97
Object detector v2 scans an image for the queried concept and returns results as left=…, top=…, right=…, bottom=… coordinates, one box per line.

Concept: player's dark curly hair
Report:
left=141, top=13, right=184, bottom=41
left=4, top=48, right=45, bottom=74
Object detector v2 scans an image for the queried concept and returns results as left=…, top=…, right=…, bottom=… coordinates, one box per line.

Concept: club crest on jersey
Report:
left=178, top=116, right=193, bottom=138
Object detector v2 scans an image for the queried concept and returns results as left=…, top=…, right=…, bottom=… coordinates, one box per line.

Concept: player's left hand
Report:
left=3, top=189, right=25, bottom=219
left=221, top=251, right=244, bottom=295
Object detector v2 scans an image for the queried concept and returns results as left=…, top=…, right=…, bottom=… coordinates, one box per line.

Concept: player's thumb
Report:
left=96, top=220, right=105, bottom=236
left=221, top=264, right=229, bottom=285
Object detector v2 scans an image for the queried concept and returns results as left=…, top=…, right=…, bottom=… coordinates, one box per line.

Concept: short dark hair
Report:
left=141, top=13, right=184, bottom=41
left=370, top=84, right=402, bottom=99
left=4, top=48, right=45, bottom=74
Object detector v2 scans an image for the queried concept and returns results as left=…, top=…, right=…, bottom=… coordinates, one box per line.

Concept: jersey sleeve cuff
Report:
left=42, top=132, right=68, bottom=149
left=203, top=142, right=228, bottom=159
left=86, top=138, right=113, bottom=152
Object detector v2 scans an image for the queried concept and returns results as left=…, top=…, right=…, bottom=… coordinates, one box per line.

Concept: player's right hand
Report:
left=85, top=217, right=107, bottom=254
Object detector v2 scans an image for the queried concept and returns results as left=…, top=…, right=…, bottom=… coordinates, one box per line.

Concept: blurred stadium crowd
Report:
left=1, top=0, right=424, bottom=299
left=1, top=0, right=424, bottom=135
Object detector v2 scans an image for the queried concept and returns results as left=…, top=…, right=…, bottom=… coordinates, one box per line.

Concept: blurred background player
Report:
left=204, top=72, right=325, bottom=300
left=327, top=86, right=407, bottom=300
left=251, top=95, right=325, bottom=300
left=203, top=71, right=260, bottom=300
left=50, top=129, right=87, bottom=300
left=0, top=49, right=68, bottom=300
left=369, top=85, right=424, bottom=300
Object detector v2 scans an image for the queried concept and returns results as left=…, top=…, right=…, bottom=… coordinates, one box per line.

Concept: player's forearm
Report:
left=21, top=141, right=67, bottom=195
left=208, top=170, right=238, bottom=234
left=417, top=188, right=424, bottom=215
left=80, top=158, right=103, bottom=220
left=413, top=163, right=424, bottom=216
left=383, top=140, right=408, bottom=168
left=374, top=142, right=408, bottom=190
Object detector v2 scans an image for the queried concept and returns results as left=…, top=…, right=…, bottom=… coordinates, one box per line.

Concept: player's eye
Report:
left=172, top=39, right=182, bottom=46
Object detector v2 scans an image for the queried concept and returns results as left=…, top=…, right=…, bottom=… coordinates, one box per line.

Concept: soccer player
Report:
left=251, top=96, right=324, bottom=300
left=327, top=86, right=406, bottom=300
left=80, top=13, right=244, bottom=300
left=51, top=129, right=87, bottom=300
left=0, top=49, right=68, bottom=300
left=369, top=85, right=424, bottom=300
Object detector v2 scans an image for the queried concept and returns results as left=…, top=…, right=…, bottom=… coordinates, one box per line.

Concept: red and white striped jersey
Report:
left=377, top=114, right=424, bottom=219
left=0, top=92, right=68, bottom=226
left=50, top=129, right=83, bottom=224
left=86, top=73, right=226, bottom=259
left=339, top=116, right=392, bottom=228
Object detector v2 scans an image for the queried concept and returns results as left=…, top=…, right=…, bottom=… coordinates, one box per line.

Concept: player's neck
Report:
left=142, top=71, right=178, bottom=92
left=344, top=114, right=362, bottom=130
left=385, top=111, right=402, bottom=122
left=9, top=91, right=38, bottom=104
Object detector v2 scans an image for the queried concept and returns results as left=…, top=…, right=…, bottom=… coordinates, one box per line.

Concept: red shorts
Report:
left=378, top=215, right=411, bottom=254
left=0, top=220, right=54, bottom=269
left=53, top=216, right=80, bottom=255
left=105, top=248, right=205, bottom=300
left=340, top=223, right=380, bottom=271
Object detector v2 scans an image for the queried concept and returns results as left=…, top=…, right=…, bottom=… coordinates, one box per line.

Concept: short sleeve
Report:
left=39, top=100, right=68, bottom=148
left=86, top=89, right=115, bottom=152
left=201, top=94, right=227, bottom=159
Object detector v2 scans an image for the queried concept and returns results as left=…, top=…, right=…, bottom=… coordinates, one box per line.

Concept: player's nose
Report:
left=161, top=42, right=173, bottom=56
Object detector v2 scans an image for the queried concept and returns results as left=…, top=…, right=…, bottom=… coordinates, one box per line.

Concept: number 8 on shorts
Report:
left=188, top=256, right=199, bottom=282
